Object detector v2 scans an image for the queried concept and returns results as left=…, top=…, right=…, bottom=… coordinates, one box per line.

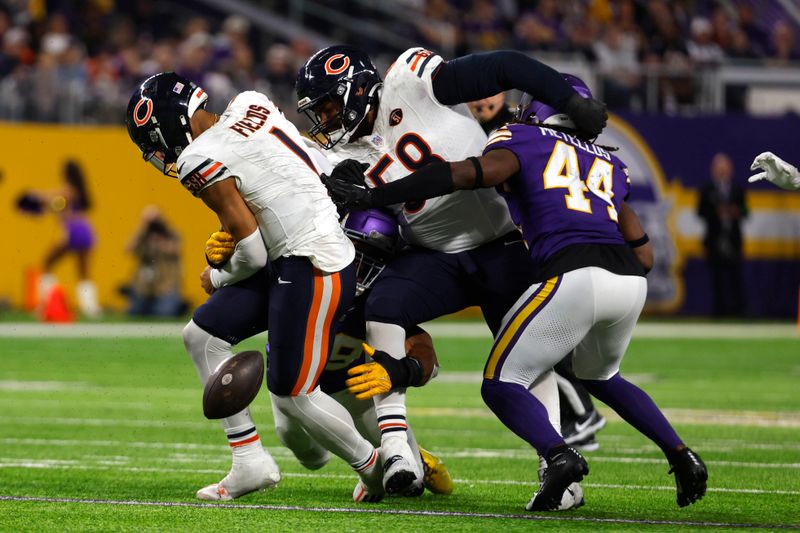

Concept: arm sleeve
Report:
left=431, top=50, right=576, bottom=109
left=369, top=161, right=455, bottom=207
left=210, top=229, right=268, bottom=288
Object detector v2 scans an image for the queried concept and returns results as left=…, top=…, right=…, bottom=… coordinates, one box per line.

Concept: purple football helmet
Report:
left=516, top=74, right=592, bottom=130
left=343, top=208, right=399, bottom=296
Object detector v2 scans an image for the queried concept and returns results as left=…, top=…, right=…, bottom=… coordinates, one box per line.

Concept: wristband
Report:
left=626, top=233, right=650, bottom=249
left=468, top=157, right=484, bottom=189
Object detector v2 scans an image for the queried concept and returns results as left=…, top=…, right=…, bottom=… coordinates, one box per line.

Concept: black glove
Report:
left=564, top=93, right=607, bottom=140
left=330, top=159, right=370, bottom=185
left=16, top=192, right=44, bottom=215
left=325, top=176, right=375, bottom=211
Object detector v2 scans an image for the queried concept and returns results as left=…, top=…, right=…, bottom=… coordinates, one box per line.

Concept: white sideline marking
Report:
left=1, top=440, right=798, bottom=473
left=0, top=459, right=798, bottom=498
left=3, top=401, right=800, bottom=429
left=0, top=380, right=92, bottom=392
left=0, top=322, right=796, bottom=339
left=0, top=495, right=795, bottom=529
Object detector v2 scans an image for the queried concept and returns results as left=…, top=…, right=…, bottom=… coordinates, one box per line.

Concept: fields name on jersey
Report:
left=230, top=105, right=272, bottom=137
left=538, top=127, right=611, bottom=161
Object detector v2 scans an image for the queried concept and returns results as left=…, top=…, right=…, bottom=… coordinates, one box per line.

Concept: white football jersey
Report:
left=178, top=91, right=354, bottom=272
left=329, top=47, right=516, bottom=253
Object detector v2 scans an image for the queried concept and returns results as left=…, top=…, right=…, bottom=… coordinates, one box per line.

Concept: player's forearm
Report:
left=369, top=161, right=457, bottom=206
left=209, top=229, right=268, bottom=288
left=432, top=50, right=575, bottom=110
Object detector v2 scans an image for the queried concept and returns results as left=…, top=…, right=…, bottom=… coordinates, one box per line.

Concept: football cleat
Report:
left=562, top=409, right=606, bottom=447
left=419, top=446, right=453, bottom=495
left=195, top=454, right=281, bottom=501
left=571, top=435, right=600, bottom=453
left=381, top=435, right=421, bottom=496
left=352, top=478, right=385, bottom=503
left=527, top=447, right=589, bottom=512
left=668, top=447, right=708, bottom=507
left=353, top=450, right=385, bottom=503
left=535, top=456, right=585, bottom=511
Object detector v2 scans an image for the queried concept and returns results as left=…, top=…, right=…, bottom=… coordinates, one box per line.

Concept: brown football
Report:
left=202, top=350, right=265, bottom=419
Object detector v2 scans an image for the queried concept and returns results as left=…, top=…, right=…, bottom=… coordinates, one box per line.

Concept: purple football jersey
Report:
left=484, top=124, right=629, bottom=264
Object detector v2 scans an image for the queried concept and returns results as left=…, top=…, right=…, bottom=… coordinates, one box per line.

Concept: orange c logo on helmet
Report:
left=133, top=98, right=154, bottom=127
left=324, top=54, right=350, bottom=75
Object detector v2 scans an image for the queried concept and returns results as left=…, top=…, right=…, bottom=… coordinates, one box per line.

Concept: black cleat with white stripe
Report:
left=527, top=446, right=589, bottom=512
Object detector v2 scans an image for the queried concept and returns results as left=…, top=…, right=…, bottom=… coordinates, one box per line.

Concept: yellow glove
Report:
left=205, top=231, right=235, bottom=268
left=346, top=343, right=393, bottom=400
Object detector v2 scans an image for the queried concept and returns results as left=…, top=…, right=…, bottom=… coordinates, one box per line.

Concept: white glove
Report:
left=749, top=152, right=800, bottom=190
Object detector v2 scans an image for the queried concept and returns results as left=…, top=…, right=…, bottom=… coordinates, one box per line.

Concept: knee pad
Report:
left=182, top=319, right=234, bottom=384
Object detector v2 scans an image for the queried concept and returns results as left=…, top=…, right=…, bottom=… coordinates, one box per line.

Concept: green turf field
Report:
left=0, top=323, right=798, bottom=531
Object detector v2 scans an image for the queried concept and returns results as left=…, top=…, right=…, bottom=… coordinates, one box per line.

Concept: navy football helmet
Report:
left=516, top=74, right=592, bottom=131
left=342, top=208, right=398, bottom=296
left=126, top=72, right=208, bottom=177
left=296, top=45, right=382, bottom=149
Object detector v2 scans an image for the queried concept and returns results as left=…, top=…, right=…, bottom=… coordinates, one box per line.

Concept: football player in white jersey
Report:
left=296, top=45, right=607, bottom=498
left=195, top=209, right=452, bottom=502
left=125, top=72, right=386, bottom=501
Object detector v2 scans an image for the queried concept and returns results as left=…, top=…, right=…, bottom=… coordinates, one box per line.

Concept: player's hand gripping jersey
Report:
left=178, top=91, right=354, bottom=272
left=330, top=48, right=516, bottom=253
left=484, top=124, right=637, bottom=272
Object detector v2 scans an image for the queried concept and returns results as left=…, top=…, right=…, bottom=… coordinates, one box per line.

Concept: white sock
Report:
left=270, top=392, right=329, bottom=469
left=530, top=369, right=561, bottom=435
left=182, top=320, right=260, bottom=445
left=76, top=279, right=101, bottom=317
left=365, top=321, right=410, bottom=444
left=38, top=273, right=58, bottom=308
left=555, top=373, right=587, bottom=417
left=331, top=389, right=380, bottom=447
left=271, top=387, right=376, bottom=469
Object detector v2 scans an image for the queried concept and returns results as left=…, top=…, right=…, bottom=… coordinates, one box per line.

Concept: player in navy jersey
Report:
left=297, top=44, right=607, bottom=497
left=325, top=74, right=708, bottom=512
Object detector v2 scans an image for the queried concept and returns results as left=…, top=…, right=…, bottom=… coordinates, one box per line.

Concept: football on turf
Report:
left=202, top=350, right=265, bottom=419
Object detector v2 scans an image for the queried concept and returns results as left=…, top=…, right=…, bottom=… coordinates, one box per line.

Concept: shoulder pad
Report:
left=390, top=48, right=443, bottom=81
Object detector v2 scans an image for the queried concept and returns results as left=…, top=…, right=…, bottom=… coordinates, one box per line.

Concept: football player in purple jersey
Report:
left=469, top=93, right=607, bottom=451
left=325, top=74, right=708, bottom=512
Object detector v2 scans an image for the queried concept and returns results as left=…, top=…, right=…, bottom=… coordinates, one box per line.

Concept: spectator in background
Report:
left=735, top=3, right=767, bottom=57
left=697, top=153, right=748, bottom=317
left=686, top=17, right=724, bottom=66
left=125, top=205, right=185, bottom=317
left=593, top=22, right=643, bottom=109
left=414, top=0, right=461, bottom=57
left=768, top=21, right=799, bottom=65
left=462, top=0, right=509, bottom=51
left=513, top=0, right=566, bottom=52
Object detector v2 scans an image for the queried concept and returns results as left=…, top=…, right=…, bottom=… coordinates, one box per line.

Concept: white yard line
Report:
left=1, top=495, right=795, bottom=529
left=0, top=460, right=797, bottom=498
left=1, top=435, right=798, bottom=470
left=0, top=322, right=797, bottom=339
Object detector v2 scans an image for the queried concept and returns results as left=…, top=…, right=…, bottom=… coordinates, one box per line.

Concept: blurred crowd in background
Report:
left=1, top=0, right=798, bottom=125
